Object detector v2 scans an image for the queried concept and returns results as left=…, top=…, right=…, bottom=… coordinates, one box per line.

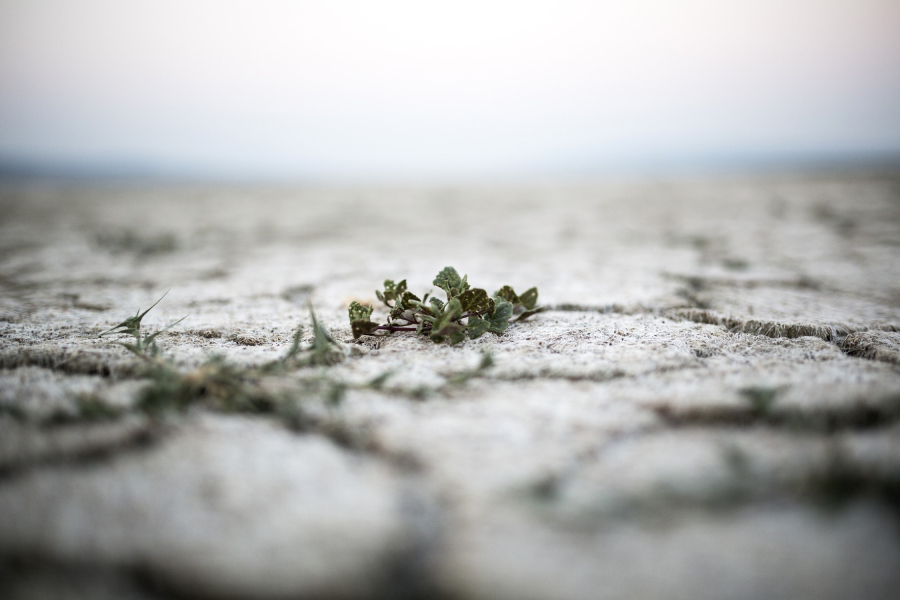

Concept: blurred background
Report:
left=1, top=0, right=899, bottom=184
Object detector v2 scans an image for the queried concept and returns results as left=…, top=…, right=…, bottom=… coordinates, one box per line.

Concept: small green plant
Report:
left=99, top=290, right=187, bottom=356
left=348, top=266, right=543, bottom=345
left=93, top=285, right=493, bottom=424
left=263, top=301, right=344, bottom=371
left=98, top=295, right=345, bottom=415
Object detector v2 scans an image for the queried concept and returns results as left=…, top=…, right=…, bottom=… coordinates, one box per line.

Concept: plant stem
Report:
left=368, top=310, right=479, bottom=337
left=371, top=324, right=419, bottom=333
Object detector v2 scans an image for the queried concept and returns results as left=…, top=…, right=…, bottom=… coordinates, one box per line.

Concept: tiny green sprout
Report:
left=307, top=302, right=344, bottom=366
left=100, top=290, right=187, bottom=357
left=267, top=302, right=344, bottom=370
left=349, top=267, right=544, bottom=345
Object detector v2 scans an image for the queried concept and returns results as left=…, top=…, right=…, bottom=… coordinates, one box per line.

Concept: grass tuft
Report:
left=100, top=290, right=187, bottom=357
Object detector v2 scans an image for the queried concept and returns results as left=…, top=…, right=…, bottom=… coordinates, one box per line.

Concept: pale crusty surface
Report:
left=1, top=173, right=899, bottom=599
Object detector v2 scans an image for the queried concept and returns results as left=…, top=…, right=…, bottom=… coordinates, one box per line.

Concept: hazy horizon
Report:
left=2, top=1, right=899, bottom=183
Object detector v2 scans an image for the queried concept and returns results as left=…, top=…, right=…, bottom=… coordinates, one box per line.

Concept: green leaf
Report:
left=349, top=301, right=377, bottom=338
left=494, top=285, right=539, bottom=315
left=466, top=316, right=489, bottom=339
left=310, top=304, right=337, bottom=347
left=494, top=285, right=518, bottom=304
left=458, top=288, right=491, bottom=314
left=490, top=301, right=513, bottom=329
left=267, top=304, right=343, bottom=368
left=429, top=297, right=445, bottom=314
left=100, top=289, right=170, bottom=338
left=348, top=301, right=373, bottom=323
left=430, top=297, right=463, bottom=343
left=399, top=290, right=420, bottom=310
left=281, top=324, right=304, bottom=361
left=435, top=297, right=462, bottom=327
left=431, top=322, right=466, bottom=344
left=467, top=300, right=513, bottom=339
left=141, top=315, right=188, bottom=348
left=517, top=287, right=539, bottom=310
left=447, top=327, right=467, bottom=345
left=377, top=279, right=408, bottom=306
left=351, top=319, right=379, bottom=338
left=514, top=305, right=546, bottom=322
left=118, top=341, right=145, bottom=356
left=101, top=291, right=187, bottom=357
left=433, top=266, right=470, bottom=297
left=309, top=304, right=343, bottom=365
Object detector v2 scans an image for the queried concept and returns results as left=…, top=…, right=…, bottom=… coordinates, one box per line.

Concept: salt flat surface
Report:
left=1, top=173, right=899, bottom=599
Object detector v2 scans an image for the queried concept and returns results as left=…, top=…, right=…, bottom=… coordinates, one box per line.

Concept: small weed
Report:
left=264, top=302, right=344, bottom=371
left=348, top=266, right=543, bottom=345
left=99, top=290, right=187, bottom=357
left=307, top=304, right=345, bottom=366
left=115, top=300, right=348, bottom=416
left=93, top=287, right=493, bottom=426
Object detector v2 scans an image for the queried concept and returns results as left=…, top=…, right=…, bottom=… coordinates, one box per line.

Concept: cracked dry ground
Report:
left=1, top=173, right=900, bottom=600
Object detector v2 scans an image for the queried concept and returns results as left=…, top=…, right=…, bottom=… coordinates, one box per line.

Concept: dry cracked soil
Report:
left=1, top=172, right=900, bottom=599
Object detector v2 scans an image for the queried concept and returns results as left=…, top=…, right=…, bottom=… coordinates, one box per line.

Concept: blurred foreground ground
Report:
left=1, top=172, right=900, bottom=599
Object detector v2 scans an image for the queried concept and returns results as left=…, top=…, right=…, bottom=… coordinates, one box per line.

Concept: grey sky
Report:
left=1, top=0, right=899, bottom=181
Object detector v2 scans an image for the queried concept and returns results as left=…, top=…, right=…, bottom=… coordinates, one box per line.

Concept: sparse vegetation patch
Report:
left=348, top=266, right=543, bottom=345
left=99, top=290, right=186, bottom=358
left=93, top=290, right=492, bottom=423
